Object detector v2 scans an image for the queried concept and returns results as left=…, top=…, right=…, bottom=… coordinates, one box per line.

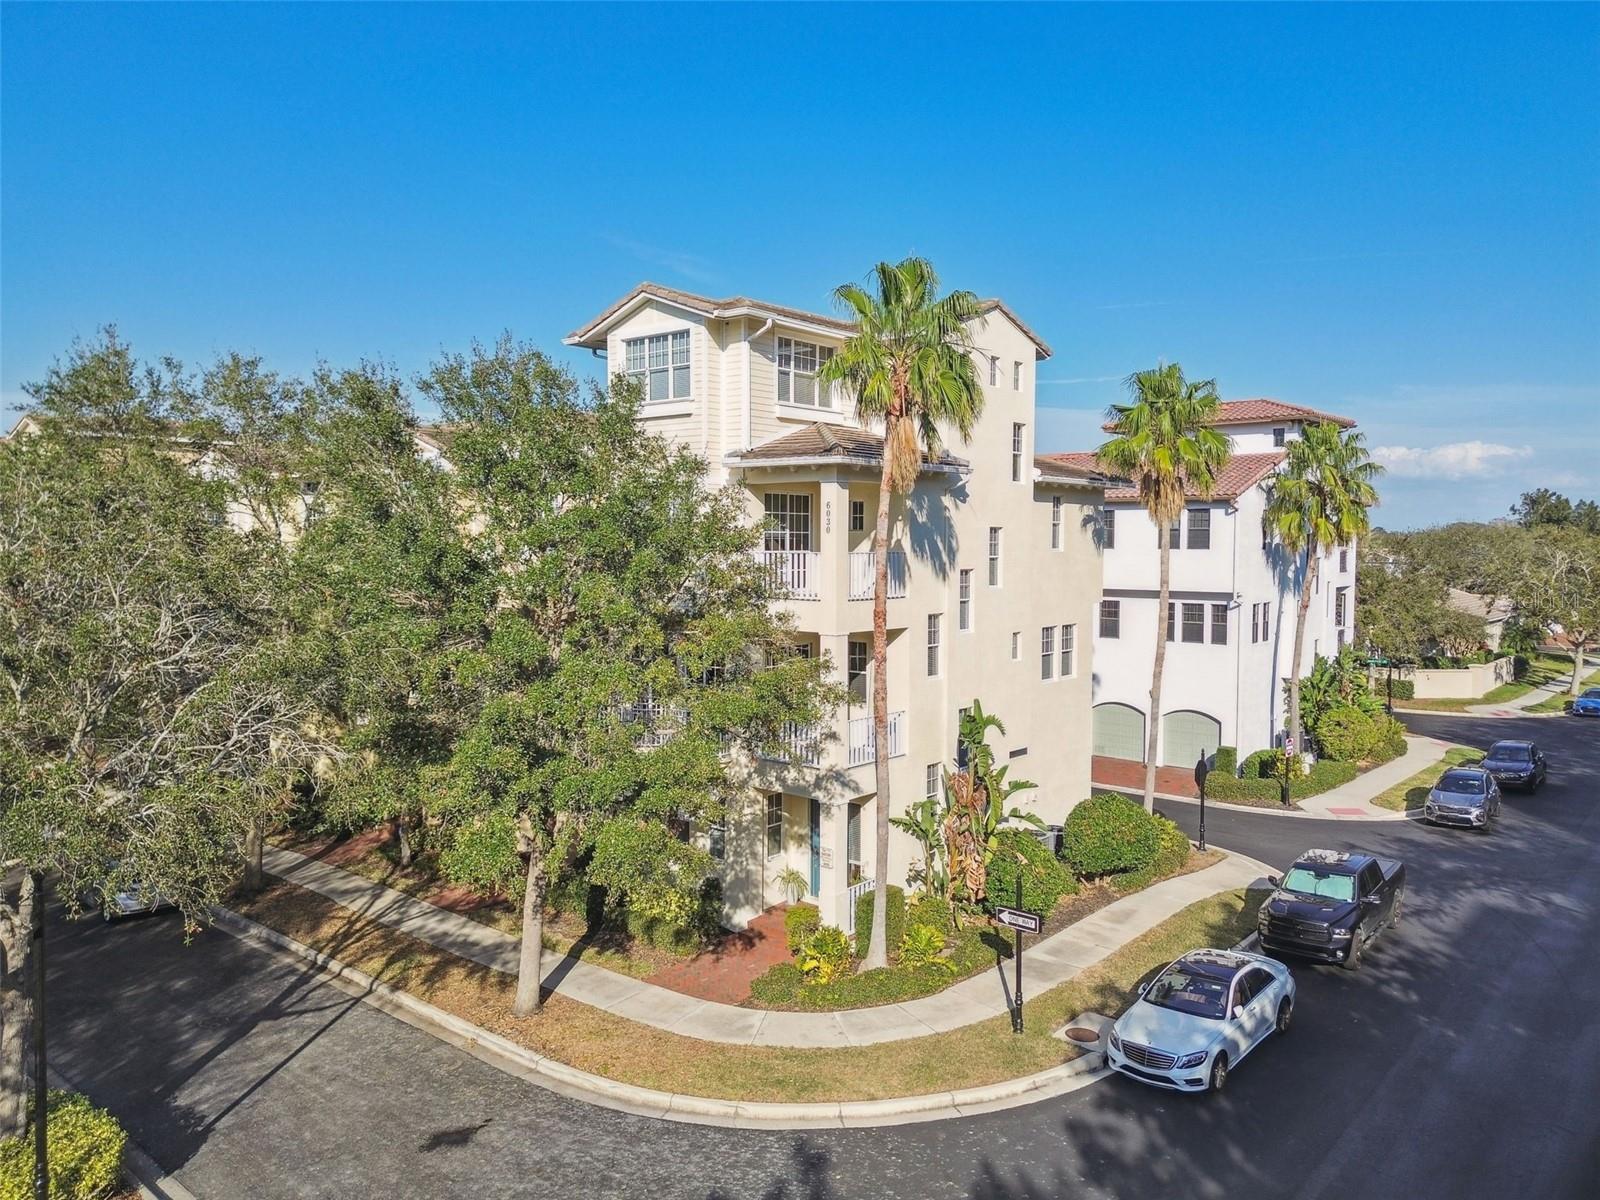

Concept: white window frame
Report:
left=1187, top=508, right=1211, bottom=551
left=925, top=763, right=940, bottom=801
left=1051, top=495, right=1063, bottom=550
left=623, top=330, right=692, bottom=403
left=989, top=355, right=999, bottom=386
left=1060, top=623, right=1075, bottom=678
left=1013, top=360, right=1022, bottom=391
left=765, top=794, right=783, bottom=859
left=988, top=527, right=1002, bottom=586
left=1211, top=603, right=1228, bottom=645
left=776, top=336, right=837, bottom=410
left=927, top=613, right=942, bottom=677
left=1011, top=631, right=1020, bottom=660
left=1103, top=507, right=1116, bottom=550
left=1181, top=602, right=1205, bottom=644
left=1100, top=599, right=1120, bottom=639
left=1011, top=423, right=1025, bottom=483
left=1040, top=625, right=1056, bottom=680
left=958, top=569, right=973, bottom=631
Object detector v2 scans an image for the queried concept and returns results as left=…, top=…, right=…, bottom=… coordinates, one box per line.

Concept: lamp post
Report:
left=1280, top=736, right=1294, bottom=808
left=1193, top=753, right=1210, bottom=851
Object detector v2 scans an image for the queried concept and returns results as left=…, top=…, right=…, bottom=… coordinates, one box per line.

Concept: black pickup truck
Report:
left=1256, top=849, right=1406, bottom=971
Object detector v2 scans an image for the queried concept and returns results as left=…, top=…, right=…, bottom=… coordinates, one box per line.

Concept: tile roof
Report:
left=1100, top=398, right=1357, bottom=433
left=725, top=423, right=967, bottom=471
left=566, top=282, right=1051, bottom=358
left=1032, top=454, right=1111, bottom=487
left=1040, top=450, right=1287, bottom=502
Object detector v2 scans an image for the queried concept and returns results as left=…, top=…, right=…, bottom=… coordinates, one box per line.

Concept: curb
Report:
left=46, top=1066, right=198, bottom=1200
left=210, top=906, right=1108, bottom=1129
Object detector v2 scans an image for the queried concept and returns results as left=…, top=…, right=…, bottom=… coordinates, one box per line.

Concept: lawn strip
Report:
left=1369, top=745, right=1481, bottom=812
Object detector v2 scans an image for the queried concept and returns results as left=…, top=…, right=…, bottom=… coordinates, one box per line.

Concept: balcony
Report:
left=848, top=710, right=906, bottom=767
left=755, top=550, right=820, bottom=600
left=763, top=721, right=824, bottom=767
left=847, top=550, right=908, bottom=601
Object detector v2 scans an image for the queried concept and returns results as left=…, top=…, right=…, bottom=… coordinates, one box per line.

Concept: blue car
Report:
left=1573, top=687, right=1600, bottom=717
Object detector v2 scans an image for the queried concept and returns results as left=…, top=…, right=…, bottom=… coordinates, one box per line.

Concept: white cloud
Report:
left=1372, top=440, right=1533, bottom=480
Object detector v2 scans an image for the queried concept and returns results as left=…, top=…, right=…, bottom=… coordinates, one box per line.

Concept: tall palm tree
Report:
left=1262, top=421, right=1382, bottom=756
left=1096, top=366, right=1231, bottom=812
left=818, top=258, right=984, bottom=970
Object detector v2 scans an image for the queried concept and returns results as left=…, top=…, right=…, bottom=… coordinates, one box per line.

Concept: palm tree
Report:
left=818, top=258, right=984, bottom=970
left=1096, top=365, right=1231, bottom=812
left=1262, top=421, right=1383, bottom=756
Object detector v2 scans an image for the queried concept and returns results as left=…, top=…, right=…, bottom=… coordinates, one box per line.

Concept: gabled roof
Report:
left=1040, top=450, right=1287, bottom=502
left=724, top=422, right=967, bottom=473
left=565, top=282, right=1052, bottom=359
left=1100, top=398, right=1357, bottom=433
left=1032, top=454, right=1112, bottom=489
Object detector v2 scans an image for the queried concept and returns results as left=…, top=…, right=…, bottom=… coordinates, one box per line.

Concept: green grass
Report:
left=1522, top=663, right=1600, bottom=714
left=1370, top=745, right=1481, bottom=812
left=1393, top=652, right=1576, bottom=712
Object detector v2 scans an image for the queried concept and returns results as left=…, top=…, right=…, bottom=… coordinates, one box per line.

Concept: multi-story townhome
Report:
left=565, top=283, right=1108, bottom=930
left=1042, top=399, right=1358, bottom=777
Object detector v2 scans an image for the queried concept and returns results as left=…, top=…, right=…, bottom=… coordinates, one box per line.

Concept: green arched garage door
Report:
left=1092, top=703, right=1145, bottom=761
left=1162, top=710, right=1222, bottom=768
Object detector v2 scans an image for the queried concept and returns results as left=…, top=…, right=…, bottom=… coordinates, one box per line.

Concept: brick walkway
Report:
left=1091, top=755, right=1199, bottom=798
left=644, top=905, right=793, bottom=1004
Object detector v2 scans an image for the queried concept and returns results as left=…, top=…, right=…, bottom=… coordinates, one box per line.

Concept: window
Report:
left=1100, top=599, right=1121, bottom=638
left=1167, top=516, right=1181, bottom=550
left=849, top=499, right=865, bottom=532
left=1211, top=603, right=1228, bottom=645
left=765, top=794, right=783, bottom=858
left=847, top=639, right=868, bottom=702
left=1040, top=625, right=1056, bottom=680
left=988, top=527, right=1002, bottom=585
left=1250, top=602, right=1262, bottom=644
left=1272, top=427, right=1286, bottom=447
left=925, top=763, right=940, bottom=801
left=1011, top=423, right=1025, bottom=483
left=956, top=705, right=973, bottom=766
left=1187, top=508, right=1211, bottom=551
left=763, top=492, right=812, bottom=551
left=1335, top=587, right=1348, bottom=627
left=1011, top=631, right=1020, bottom=659
left=989, top=355, right=999, bottom=386
left=708, top=821, right=726, bottom=862
left=1261, top=602, right=1270, bottom=639
left=1182, top=602, right=1205, bottom=643
left=958, top=569, right=973, bottom=631
left=776, top=337, right=836, bottom=408
left=1060, top=624, right=1075, bottom=677
left=624, top=330, right=691, bottom=403
left=1051, top=496, right=1062, bottom=549
left=1103, top=507, right=1115, bottom=549
left=847, top=804, right=862, bottom=880
left=1013, top=361, right=1022, bottom=390
left=926, top=613, right=942, bottom=676
left=1339, top=548, right=1348, bottom=573
left=1166, top=601, right=1176, bottom=642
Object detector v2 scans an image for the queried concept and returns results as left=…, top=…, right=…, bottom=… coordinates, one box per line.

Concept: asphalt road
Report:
left=52, top=710, right=1600, bottom=1199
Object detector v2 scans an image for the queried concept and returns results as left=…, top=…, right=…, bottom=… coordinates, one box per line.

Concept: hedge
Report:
left=784, top=902, right=820, bottom=953
left=1062, top=793, right=1163, bottom=877
left=624, top=877, right=723, bottom=954
left=1110, top=815, right=1193, bottom=895
left=0, top=1091, right=125, bottom=1200
left=986, top=828, right=1077, bottom=915
left=854, top=884, right=906, bottom=960
left=1212, top=746, right=1238, bottom=775
left=1388, top=678, right=1415, bottom=701
left=1208, top=758, right=1360, bottom=802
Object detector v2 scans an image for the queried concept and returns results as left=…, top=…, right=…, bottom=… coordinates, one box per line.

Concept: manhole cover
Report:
left=1063, top=1026, right=1101, bottom=1044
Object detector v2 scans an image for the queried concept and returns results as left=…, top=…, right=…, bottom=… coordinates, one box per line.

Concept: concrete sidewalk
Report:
left=260, top=844, right=1269, bottom=1049
left=1464, top=656, right=1595, bottom=716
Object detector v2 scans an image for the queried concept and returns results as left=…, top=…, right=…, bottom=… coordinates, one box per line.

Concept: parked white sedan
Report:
left=1106, top=948, right=1295, bottom=1093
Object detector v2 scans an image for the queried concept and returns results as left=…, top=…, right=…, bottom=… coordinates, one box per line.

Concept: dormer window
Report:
left=777, top=337, right=837, bottom=408
left=624, top=331, right=691, bottom=403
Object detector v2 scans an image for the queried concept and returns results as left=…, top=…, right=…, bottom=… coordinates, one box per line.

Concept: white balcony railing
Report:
left=847, top=550, right=908, bottom=601
left=763, top=721, right=823, bottom=767
left=848, top=710, right=906, bottom=767
left=844, top=877, right=878, bottom=933
left=756, top=549, right=820, bottom=600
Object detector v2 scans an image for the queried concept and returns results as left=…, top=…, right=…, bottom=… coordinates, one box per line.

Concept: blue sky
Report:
left=3, top=2, right=1596, bottom=528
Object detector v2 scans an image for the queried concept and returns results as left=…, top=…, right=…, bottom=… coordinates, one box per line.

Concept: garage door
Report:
left=1162, top=710, right=1222, bottom=768
left=1093, top=703, right=1145, bottom=761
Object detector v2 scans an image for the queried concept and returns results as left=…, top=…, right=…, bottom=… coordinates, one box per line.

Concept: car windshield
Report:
left=1142, top=963, right=1230, bottom=1019
left=1488, top=745, right=1531, bottom=763
left=1280, top=866, right=1356, bottom=902
left=1584, top=688, right=1600, bottom=700
left=1437, top=771, right=1486, bottom=794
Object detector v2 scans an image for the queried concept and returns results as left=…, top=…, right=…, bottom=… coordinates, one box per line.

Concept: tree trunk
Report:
left=512, top=840, right=548, bottom=1016
left=243, top=818, right=265, bottom=894
left=0, top=876, right=38, bottom=1139
left=1569, top=640, right=1589, bottom=695
left=860, top=417, right=898, bottom=972
left=1288, top=553, right=1319, bottom=753
left=393, top=816, right=414, bottom=868
left=1141, top=524, right=1171, bottom=813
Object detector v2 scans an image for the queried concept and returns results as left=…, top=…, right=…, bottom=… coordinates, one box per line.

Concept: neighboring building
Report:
left=1445, top=587, right=1514, bottom=652
left=1043, top=399, right=1358, bottom=773
left=565, top=282, right=1108, bottom=930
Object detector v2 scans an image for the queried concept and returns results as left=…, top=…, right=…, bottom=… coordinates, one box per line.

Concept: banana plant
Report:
left=943, top=701, right=1040, bottom=907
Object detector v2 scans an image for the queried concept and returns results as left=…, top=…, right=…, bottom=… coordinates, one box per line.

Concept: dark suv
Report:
left=1481, top=740, right=1547, bottom=791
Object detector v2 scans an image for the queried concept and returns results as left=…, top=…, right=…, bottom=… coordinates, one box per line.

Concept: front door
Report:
left=808, top=798, right=822, bottom=897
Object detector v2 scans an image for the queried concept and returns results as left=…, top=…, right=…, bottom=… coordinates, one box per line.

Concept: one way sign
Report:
left=993, top=906, right=1043, bottom=935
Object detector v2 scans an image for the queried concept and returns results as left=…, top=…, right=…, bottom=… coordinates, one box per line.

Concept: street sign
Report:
left=993, top=906, right=1043, bottom=935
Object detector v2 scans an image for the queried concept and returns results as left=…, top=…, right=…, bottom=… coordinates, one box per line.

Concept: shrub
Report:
left=906, top=894, right=953, bottom=934
left=1212, top=745, right=1238, bottom=775
left=748, top=921, right=1001, bottom=1010
left=1208, top=758, right=1360, bottom=803
left=1062, top=793, right=1163, bottom=878
left=899, top=923, right=956, bottom=974
left=1316, top=705, right=1379, bottom=763
left=0, top=1091, right=125, bottom=1200
left=1389, top=678, right=1414, bottom=700
left=986, top=828, right=1077, bottom=914
left=784, top=902, right=820, bottom=953
left=797, top=925, right=853, bottom=984
left=854, top=884, right=906, bottom=960
left=1371, top=715, right=1408, bottom=762
left=1239, top=748, right=1279, bottom=779
left=1111, top=816, right=1193, bottom=894
left=625, top=877, right=723, bottom=954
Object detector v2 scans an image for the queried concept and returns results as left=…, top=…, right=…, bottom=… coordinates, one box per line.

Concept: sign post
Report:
left=994, top=882, right=1043, bottom=1035
left=1194, top=753, right=1210, bottom=852
left=1280, top=736, right=1294, bottom=808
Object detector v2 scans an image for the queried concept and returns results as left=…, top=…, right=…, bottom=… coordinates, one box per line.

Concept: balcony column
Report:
left=821, top=472, right=851, bottom=615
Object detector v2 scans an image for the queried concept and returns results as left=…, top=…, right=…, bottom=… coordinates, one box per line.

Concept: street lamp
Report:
left=1193, top=752, right=1210, bottom=851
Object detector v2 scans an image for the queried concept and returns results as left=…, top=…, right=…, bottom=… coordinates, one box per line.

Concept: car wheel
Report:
left=1275, top=998, right=1293, bottom=1035
left=1342, top=928, right=1365, bottom=971
left=1209, top=1053, right=1229, bottom=1092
